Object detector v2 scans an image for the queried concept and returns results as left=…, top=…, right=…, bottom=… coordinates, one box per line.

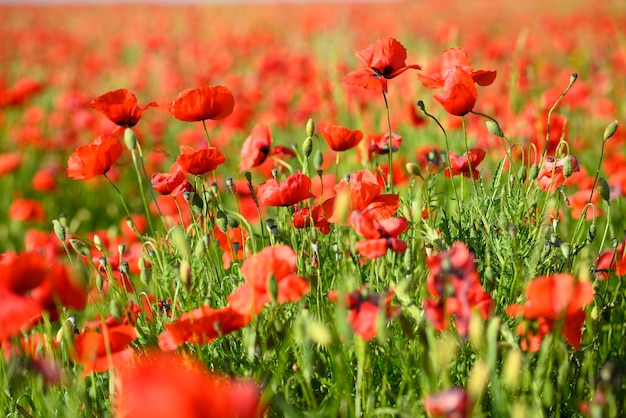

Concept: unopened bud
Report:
left=93, top=234, right=104, bottom=253
left=516, top=165, right=527, bottom=183
left=70, top=239, right=90, bottom=257
left=560, top=242, right=571, bottom=259
left=124, top=128, right=137, bottom=150
left=119, top=260, right=130, bottom=276
left=52, top=219, right=66, bottom=242
left=271, top=168, right=278, bottom=179
left=586, top=224, right=597, bottom=243
left=306, top=118, right=315, bottom=137
left=303, top=136, right=314, bottom=158
left=405, top=162, right=422, bottom=178
left=118, top=244, right=126, bottom=257
left=313, top=150, right=323, bottom=171
left=562, top=156, right=574, bottom=178
left=570, top=72, right=578, bottom=83
left=416, top=100, right=426, bottom=112
left=597, top=177, right=610, bottom=202
left=528, top=164, right=539, bottom=180
left=216, top=209, right=228, bottom=232
left=486, top=120, right=504, bottom=137
left=603, top=120, right=619, bottom=141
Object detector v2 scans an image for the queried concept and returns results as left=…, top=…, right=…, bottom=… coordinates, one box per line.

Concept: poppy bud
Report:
left=403, top=248, right=413, bottom=270
left=405, top=162, right=422, bottom=178
left=216, top=209, right=228, bottom=233
left=586, top=224, right=596, bottom=243
left=570, top=72, right=578, bottom=83
left=179, top=259, right=191, bottom=287
left=70, top=239, right=90, bottom=257
left=562, top=156, right=574, bottom=178
left=303, top=136, right=314, bottom=158
left=110, top=299, right=123, bottom=321
left=56, top=317, right=77, bottom=344
left=603, top=120, right=618, bottom=141
left=119, top=260, right=130, bottom=276
left=528, top=164, right=539, bottom=180
left=516, top=165, right=527, bottom=183
left=485, top=120, right=504, bottom=137
left=225, top=177, right=235, bottom=192
left=93, top=234, right=104, bottom=253
left=560, top=242, right=571, bottom=259
left=118, top=244, right=126, bottom=258
left=59, top=213, right=69, bottom=229
left=416, top=100, right=426, bottom=112
left=124, top=128, right=137, bottom=150
left=306, top=118, right=315, bottom=137
left=99, top=256, right=107, bottom=269
left=313, top=150, right=323, bottom=171
left=52, top=219, right=66, bottom=243
left=597, top=177, right=610, bottom=202
left=271, top=168, right=279, bottom=179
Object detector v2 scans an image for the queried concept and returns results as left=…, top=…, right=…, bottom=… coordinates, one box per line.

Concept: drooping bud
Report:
left=306, top=118, right=315, bottom=137
left=303, top=136, right=314, bottom=158
left=562, top=156, right=574, bottom=178
left=516, top=165, right=527, bottom=183
left=124, top=128, right=138, bottom=150
left=416, top=100, right=426, bottom=112
left=603, top=120, right=619, bottom=141
left=528, top=164, right=539, bottom=180
left=216, top=209, right=229, bottom=232
left=70, top=239, right=90, bottom=257
left=405, top=162, right=422, bottom=178
left=485, top=120, right=504, bottom=137
left=52, top=219, right=66, bottom=243
left=313, top=150, right=323, bottom=172
left=597, top=177, right=610, bottom=202
left=93, top=234, right=104, bottom=253
left=119, top=260, right=130, bottom=276
left=560, top=242, right=571, bottom=259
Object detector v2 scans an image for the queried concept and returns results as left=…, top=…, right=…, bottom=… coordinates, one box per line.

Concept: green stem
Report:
left=130, top=148, right=155, bottom=236
left=382, top=90, right=394, bottom=193
left=104, top=173, right=135, bottom=227
left=539, top=73, right=577, bottom=167
left=202, top=119, right=212, bottom=147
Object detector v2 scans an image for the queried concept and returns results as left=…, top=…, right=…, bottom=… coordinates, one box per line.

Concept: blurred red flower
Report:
left=0, top=153, right=22, bottom=177
left=169, top=86, right=235, bottom=122
left=328, top=286, right=400, bottom=341
left=257, top=170, right=315, bottom=207
left=90, top=88, right=157, bottom=127
left=214, top=224, right=249, bottom=269
left=320, top=123, right=363, bottom=152
left=175, top=145, right=226, bottom=175
left=73, top=323, right=136, bottom=376
left=423, top=242, right=493, bottom=338
left=418, top=47, right=496, bottom=116
left=340, top=37, right=421, bottom=93
left=115, top=351, right=265, bottom=418
left=9, top=198, right=45, bottom=223
left=506, top=273, right=594, bottom=351
left=424, top=387, right=469, bottom=418
left=239, top=124, right=272, bottom=172
left=158, top=306, right=250, bottom=351
left=67, top=135, right=124, bottom=180
left=351, top=210, right=408, bottom=259
left=228, top=245, right=309, bottom=316
left=445, top=149, right=486, bottom=179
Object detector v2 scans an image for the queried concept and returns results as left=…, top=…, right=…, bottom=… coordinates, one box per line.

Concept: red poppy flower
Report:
left=537, top=155, right=580, bottom=193
left=424, top=387, right=469, bottom=418
left=323, top=170, right=399, bottom=225
left=0, top=77, right=44, bottom=107
left=32, top=165, right=59, bottom=191
left=328, top=286, right=400, bottom=341
left=90, top=88, right=157, bottom=127
left=423, top=242, right=493, bottom=338
left=8, top=198, right=45, bottom=223
left=214, top=225, right=249, bottom=269
left=72, top=324, right=136, bottom=376
left=158, top=306, right=251, bottom=351
left=257, top=171, right=315, bottom=207
left=239, top=124, right=272, bottom=172
left=151, top=162, right=193, bottom=195
left=320, top=124, right=363, bottom=152
left=360, top=132, right=403, bottom=162
left=292, top=204, right=331, bottom=234
left=444, top=149, right=486, bottom=179
left=175, top=145, right=226, bottom=175
left=228, top=245, right=309, bottom=316
left=340, top=37, right=421, bottom=93
left=115, top=351, right=265, bottom=418
left=418, top=47, right=496, bottom=116
left=351, top=210, right=408, bottom=259
left=595, top=237, right=626, bottom=280
left=29, top=264, right=87, bottom=323
left=0, top=152, right=22, bottom=177
left=169, top=86, right=235, bottom=122
left=0, top=288, right=42, bottom=341
left=0, top=251, right=48, bottom=294
left=506, top=273, right=594, bottom=351
left=67, top=135, right=124, bottom=180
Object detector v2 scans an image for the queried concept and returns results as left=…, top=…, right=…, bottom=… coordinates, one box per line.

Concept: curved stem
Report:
left=382, top=90, right=394, bottom=193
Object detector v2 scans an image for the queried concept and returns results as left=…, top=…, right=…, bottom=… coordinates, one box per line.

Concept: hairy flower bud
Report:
left=603, top=120, right=619, bottom=141
left=485, top=120, right=504, bottom=137
left=52, top=219, right=66, bottom=243
left=306, top=118, right=315, bottom=137
left=597, top=177, right=610, bottom=202
left=303, top=136, right=314, bottom=158
left=124, top=128, right=138, bottom=150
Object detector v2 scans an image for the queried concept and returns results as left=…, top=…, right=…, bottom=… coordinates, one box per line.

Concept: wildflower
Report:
left=444, top=149, right=486, bottom=179
left=257, top=170, right=315, bottom=207
left=89, top=88, right=156, bottom=128
left=328, top=286, right=400, bottom=341
left=158, top=306, right=250, bottom=351
left=72, top=323, right=136, bottom=375
left=66, top=135, right=124, bottom=180
left=214, top=224, right=248, bottom=269
left=169, top=86, right=235, bottom=122
left=151, top=162, right=193, bottom=196
left=175, top=145, right=226, bottom=175
left=537, top=155, right=580, bottom=193
left=292, top=204, right=331, bottom=234
left=505, top=273, right=594, bottom=351
left=351, top=210, right=408, bottom=259
left=418, top=47, right=496, bottom=116
left=8, top=198, right=45, bottom=223
left=359, top=132, right=402, bottom=162
left=239, top=124, right=272, bottom=172
left=115, top=351, right=265, bottom=418
left=424, top=387, right=469, bottom=418
left=423, top=242, right=493, bottom=338
left=595, top=237, right=626, bottom=280
left=340, top=37, right=421, bottom=93
left=0, top=152, right=22, bottom=177
left=320, top=123, right=363, bottom=152
left=228, top=245, right=309, bottom=316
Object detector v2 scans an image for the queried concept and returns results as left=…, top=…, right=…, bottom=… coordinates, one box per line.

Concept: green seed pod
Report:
left=528, top=164, right=539, bottom=180
left=52, top=219, right=66, bottom=242
left=59, top=213, right=69, bottom=229
left=303, top=136, right=314, bottom=158
left=70, top=239, right=90, bottom=257
left=306, top=118, right=315, bottom=137
left=485, top=120, right=504, bottom=137
left=405, top=162, right=422, bottom=178
left=119, top=260, right=130, bottom=276
left=313, top=150, right=323, bottom=172
left=124, top=128, right=138, bottom=150
left=216, top=209, right=229, bottom=232
left=597, top=177, right=610, bottom=202
left=603, top=120, right=619, bottom=141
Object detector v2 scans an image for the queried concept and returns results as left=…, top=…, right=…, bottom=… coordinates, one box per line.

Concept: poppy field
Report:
left=2, top=0, right=626, bottom=416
